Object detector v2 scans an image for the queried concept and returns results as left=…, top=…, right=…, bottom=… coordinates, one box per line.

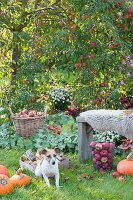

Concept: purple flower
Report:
left=130, top=59, right=133, bottom=64
left=122, top=60, right=126, bottom=65
left=131, top=63, right=133, bottom=67
left=121, top=81, right=124, bottom=85
left=127, top=72, right=131, bottom=78
left=126, top=55, right=131, bottom=59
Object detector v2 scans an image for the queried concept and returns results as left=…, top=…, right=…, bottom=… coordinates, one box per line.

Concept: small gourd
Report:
left=0, top=174, right=13, bottom=195
left=117, top=151, right=133, bottom=175
left=0, top=165, right=9, bottom=176
left=10, top=169, right=31, bottom=187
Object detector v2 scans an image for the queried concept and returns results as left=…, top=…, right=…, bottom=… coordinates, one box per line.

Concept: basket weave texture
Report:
left=10, top=107, right=47, bottom=139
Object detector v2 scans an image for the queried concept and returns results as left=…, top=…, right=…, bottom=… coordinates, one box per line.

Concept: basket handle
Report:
left=9, top=106, right=14, bottom=117
left=43, top=106, right=47, bottom=117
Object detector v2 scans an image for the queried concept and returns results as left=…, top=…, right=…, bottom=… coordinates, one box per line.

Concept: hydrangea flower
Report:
left=130, top=59, right=133, bottom=64
left=122, top=60, right=126, bottom=65
left=119, top=67, right=125, bottom=71
left=121, top=81, right=124, bottom=85
left=127, top=72, right=131, bottom=78
left=126, top=55, right=131, bottom=59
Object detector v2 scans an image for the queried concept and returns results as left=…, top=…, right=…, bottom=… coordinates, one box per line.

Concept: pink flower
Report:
left=121, top=81, right=124, bottom=85
left=127, top=72, right=131, bottom=78
left=130, top=59, right=133, bottom=64
left=131, top=63, right=133, bottom=67
left=122, top=60, right=126, bottom=65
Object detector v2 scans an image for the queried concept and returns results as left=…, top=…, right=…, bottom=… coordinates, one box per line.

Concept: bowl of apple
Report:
left=90, top=141, right=114, bottom=172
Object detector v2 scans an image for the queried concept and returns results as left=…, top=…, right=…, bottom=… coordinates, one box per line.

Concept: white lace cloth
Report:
left=80, top=109, right=133, bottom=138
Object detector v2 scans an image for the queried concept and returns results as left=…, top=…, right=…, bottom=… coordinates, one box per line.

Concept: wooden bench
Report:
left=76, top=109, right=133, bottom=163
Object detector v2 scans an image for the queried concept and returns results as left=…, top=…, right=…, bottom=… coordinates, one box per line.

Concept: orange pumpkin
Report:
left=0, top=165, right=9, bottom=176
left=0, top=174, right=13, bottom=195
left=117, top=159, right=133, bottom=175
left=10, top=172, right=31, bottom=187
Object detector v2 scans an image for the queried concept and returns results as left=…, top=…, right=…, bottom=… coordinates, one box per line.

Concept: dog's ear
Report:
left=39, top=148, right=47, bottom=155
left=54, top=147, right=60, bottom=153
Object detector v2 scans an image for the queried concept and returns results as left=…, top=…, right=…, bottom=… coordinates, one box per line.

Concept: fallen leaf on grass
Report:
left=31, top=190, right=37, bottom=194
left=87, top=175, right=94, bottom=180
left=98, top=179, right=104, bottom=181
left=99, top=171, right=106, bottom=174
left=71, top=168, right=75, bottom=172
left=85, top=163, right=91, bottom=166
left=64, top=177, right=69, bottom=182
left=82, top=174, right=87, bottom=178
left=61, top=173, right=65, bottom=175
left=82, top=174, right=94, bottom=180
left=77, top=177, right=81, bottom=181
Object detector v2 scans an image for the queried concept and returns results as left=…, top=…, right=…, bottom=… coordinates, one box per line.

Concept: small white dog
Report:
left=35, top=147, right=60, bottom=188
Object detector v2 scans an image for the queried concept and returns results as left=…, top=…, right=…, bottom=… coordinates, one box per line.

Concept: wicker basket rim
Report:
left=9, top=106, right=47, bottom=119
left=11, top=115, right=46, bottom=120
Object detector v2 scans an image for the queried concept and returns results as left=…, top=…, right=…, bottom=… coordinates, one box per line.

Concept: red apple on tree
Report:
left=109, top=44, right=114, bottom=49
left=114, top=42, right=118, bottom=47
left=127, top=9, right=133, bottom=14
left=90, top=42, right=96, bottom=47
left=100, top=83, right=106, bottom=87
left=60, top=22, right=65, bottom=27
left=90, top=29, right=93, bottom=35
left=115, top=14, right=119, bottom=19
left=31, top=97, right=35, bottom=102
left=25, top=79, right=28, bottom=85
left=66, top=9, right=71, bottom=14
left=81, top=14, right=86, bottom=19
left=38, top=52, right=43, bottom=57
left=69, top=34, right=73, bottom=41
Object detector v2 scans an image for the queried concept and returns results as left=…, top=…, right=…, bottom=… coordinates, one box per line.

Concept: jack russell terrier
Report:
left=35, top=147, right=61, bottom=188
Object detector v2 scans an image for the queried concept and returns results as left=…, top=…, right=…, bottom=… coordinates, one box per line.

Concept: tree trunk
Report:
left=10, top=31, right=22, bottom=86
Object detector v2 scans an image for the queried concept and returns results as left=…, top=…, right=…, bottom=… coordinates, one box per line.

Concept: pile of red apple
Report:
left=90, top=141, right=114, bottom=172
left=13, top=109, right=44, bottom=118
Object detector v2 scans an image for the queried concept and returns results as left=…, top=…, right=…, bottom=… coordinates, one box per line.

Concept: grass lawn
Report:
left=0, top=148, right=133, bottom=200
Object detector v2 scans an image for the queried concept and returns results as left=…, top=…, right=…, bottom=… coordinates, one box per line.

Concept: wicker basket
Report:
left=10, top=107, right=47, bottom=139
left=19, top=151, right=71, bottom=174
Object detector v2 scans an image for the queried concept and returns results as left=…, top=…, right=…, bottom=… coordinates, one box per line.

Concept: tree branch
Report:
left=28, top=0, right=61, bottom=15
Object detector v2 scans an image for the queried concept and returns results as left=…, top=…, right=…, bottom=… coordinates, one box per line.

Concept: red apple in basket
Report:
left=14, top=113, right=21, bottom=117
left=95, top=143, right=103, bottom=150
left=102, top=142, right=110, bottom=150
left=28, top=111, right=35, bottom=117
left=108, top=158, right=113, bottom=164
left=100, top=150, right=108, bottom=157
left=90, top=141, right=97, bottom=147
left=20, top=114, right=28, bottom=118
left=108, top=143, right=114, bottom=152
left=37, top=111, right=43, bottom=116
left=102, top=163, right=109, bottom=170
left=107, top=153, right=113, bottom=159
left=101, top=157, right=108, bottom=163
left=22, top=109, right=28, bottom=115
left=95, top=153, right=101, bottom=161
